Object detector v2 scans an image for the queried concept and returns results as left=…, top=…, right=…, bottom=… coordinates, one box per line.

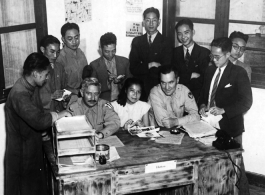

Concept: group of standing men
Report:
left=5, top=6, right=253, bottom=195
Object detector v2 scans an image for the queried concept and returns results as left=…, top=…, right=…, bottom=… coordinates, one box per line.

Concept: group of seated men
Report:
left=38, top=6, right=252, bottom=194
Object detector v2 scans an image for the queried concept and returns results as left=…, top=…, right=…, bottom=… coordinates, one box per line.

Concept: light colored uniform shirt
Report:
left=148, top=84, right=200, bottom=126
left=68, top=98, right=120, bottom=138
left=233, top=60, right=252, bottom=81
left=56, top=46, right=88, bottom=94
left=111, top=100, right=151, bottom=127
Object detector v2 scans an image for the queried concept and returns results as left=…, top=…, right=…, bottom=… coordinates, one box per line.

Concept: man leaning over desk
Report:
left=68, top=77, right=120, bottom=139
left=148, top=65, right=200, bottom=128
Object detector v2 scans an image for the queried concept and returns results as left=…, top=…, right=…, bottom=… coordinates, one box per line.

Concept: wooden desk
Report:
left=50, top=130, right=241, bottom=195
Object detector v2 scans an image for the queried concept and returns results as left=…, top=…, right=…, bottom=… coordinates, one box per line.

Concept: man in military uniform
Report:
left=149, top=65, right=199, bottom=128
left=68, top=77, right=120, bottom=139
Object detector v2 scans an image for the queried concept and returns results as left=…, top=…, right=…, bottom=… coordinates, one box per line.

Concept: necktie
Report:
left=209, top=68, right=221, bottom=108
left=149, top=35, right=152, bottom=46
left=185, top=49, right=190, bottom=67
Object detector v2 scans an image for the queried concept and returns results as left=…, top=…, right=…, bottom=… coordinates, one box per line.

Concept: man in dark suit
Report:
left=173, top=19, right=210, bottom=102
left=199, top=37, right=252, bottom=195
left=84, top=32, right=132, bottom=101
left=129, top=7, right=172, bottom=97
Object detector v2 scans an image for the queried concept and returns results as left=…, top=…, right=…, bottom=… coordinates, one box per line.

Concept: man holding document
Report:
left=199, top=37, right=252, bottom=195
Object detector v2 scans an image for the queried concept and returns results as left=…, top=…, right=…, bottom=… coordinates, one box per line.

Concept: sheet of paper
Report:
left=98, top=135, right=124, bottom=147
left=201, top=111, right=222, bottom=129
left=55, top=115, right=93, bottom=132
left=108, top=146, right=120, bottom=162
left=55, top=89, right=72, bottom=101
left=182, top=120, right=217, bottom=138
left=155, top=131, right=185, bottom=145
left=137, top=129, right=161, bottom=138
left=145, top=160, right=177, bottom=173
left=58, top=138, right=92, bottom=150
left=197, top=135, right=217, bottom=146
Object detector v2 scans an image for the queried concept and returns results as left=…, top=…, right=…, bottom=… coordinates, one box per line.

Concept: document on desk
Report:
left=98, top=135, right=124, bottom=147
left=182, top=120, right=217, bottom=138
left=55, top=115, right=93, bottom=132
left=155, top=131, right=185, bottom=145
left=108, top=146, right=120, bottom=162
left=58, top=138, right=92, bottom=150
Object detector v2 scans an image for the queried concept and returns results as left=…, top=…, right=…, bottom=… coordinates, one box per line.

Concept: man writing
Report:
left=149, top=65, right=199, bottom=128
left=86, top=32, right=132, bottom=101
left=199, top=37, right=252, bottom=195
left=129, top=7, right=172, bottom=96
left=68, top=78, right=120, bottom=139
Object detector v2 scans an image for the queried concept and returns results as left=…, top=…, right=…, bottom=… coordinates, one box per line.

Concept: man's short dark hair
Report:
left=23, top=53, right=50, bottom=76
left=211, top=37, right=232, bottom=53
left=61, top=22, right=80, bottom=37
left=229, top=31, right=249, bottom=43
left=160, top=65, right=179, bottom=78
left=40, top=35, right=60, bottom=49
left=100, top=32, right=117, bottom=48
left=143, top=7, right=160, bottom=19
left=175, top=18, right=194, bottom=32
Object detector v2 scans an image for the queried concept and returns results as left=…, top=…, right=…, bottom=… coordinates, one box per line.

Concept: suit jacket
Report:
left=89, top=55, right=132, bottom=101
left=172, top=43, right=210, bottom=101
left=199, top=61, right=252, bottom=137
left=129, top=32, right=173, bottom=95
left=235, top=60, right=252, bottom=81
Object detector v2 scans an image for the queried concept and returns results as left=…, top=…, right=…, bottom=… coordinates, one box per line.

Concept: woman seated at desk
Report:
left=111, top=77, right=150, bottom=130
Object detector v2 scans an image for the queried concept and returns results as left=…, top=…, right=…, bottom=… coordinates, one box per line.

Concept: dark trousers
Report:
left=234, top=134, right=250, bottom=195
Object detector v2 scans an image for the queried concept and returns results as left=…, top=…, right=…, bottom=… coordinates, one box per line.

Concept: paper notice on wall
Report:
left=125, top=0, right=143, bottom=15
left=126, top=21, right=142, bottom=37
left=65, top=0, right=92, bottom=23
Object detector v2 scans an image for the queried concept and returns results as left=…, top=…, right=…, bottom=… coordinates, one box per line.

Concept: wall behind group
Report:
left=46, top=0, right=163, bottom=63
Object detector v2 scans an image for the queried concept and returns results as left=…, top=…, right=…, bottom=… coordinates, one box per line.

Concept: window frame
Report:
left=163, top=0, right=265, bottom=89
left=0, top=0, right=48, bottom=103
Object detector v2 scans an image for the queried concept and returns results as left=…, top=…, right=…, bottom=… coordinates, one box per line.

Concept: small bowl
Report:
left=95, top=144, right=110, bottom=161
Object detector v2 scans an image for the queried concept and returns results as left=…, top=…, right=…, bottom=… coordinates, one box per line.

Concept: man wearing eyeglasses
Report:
left=229, top=31, right=252, bottom=81
left=129, top=7, right=172, bottom=97
left=199, top=37, right=252, bottom=195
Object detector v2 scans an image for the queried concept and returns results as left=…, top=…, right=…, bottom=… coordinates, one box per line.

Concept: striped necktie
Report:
left=185, top=49, right=190, bottom=67
left=149, top=35, right=152, bottom=46
left=209, top=68, right=221, bottom=108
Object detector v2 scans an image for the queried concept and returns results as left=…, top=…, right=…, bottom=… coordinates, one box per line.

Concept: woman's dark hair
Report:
left=117, top=77, right=146, bottom=107
left=22, top=52, right=50, bottom=76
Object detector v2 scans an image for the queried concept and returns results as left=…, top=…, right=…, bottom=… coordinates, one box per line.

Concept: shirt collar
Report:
left=183, top=42, right=195, bottom=54
left=147, top=31, right=158, bottom=43
left=103, top=56, right=116, bottom=64
left=81, top=99, right=98, bottom=114
left=21, top=76, right=36, bottom=93
left=64, top=46, right=79, bottom=57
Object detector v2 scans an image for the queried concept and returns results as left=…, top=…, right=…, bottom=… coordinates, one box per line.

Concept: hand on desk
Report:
left=161, top=117, right=179, bottom=128
left=190, top=72, right=200, bottom=79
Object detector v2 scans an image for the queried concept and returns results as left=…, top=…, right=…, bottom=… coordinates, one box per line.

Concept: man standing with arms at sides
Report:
left=129, top=7, right=172, bottom=97
left=229, top=31, right=252, bottom=81
left=39, top=35, right=68, bottom=113
left=199, top=37, right=252, bottom=195
left=149, top=65, right=199, bottom=128
left=173, top=19, right=210, bottom=102
left=86, top=32, right=132, bottom=101
left=57, top=22, right=88, bottom=95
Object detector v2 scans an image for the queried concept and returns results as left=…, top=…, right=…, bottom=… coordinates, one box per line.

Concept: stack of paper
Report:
left=182, top=120, right=217, bottom=139
left=55, top=115, right=93, bottom=132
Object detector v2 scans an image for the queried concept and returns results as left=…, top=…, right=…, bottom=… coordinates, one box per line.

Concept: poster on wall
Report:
left=65, top=0, right=92, bottom=23
left=125, top=0, right=143, bottom=15
left=126, top=21, right=143, bottom=37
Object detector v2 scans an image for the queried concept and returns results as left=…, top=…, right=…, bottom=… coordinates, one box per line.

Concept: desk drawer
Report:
left=115, top=161, right=194, bottom=195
